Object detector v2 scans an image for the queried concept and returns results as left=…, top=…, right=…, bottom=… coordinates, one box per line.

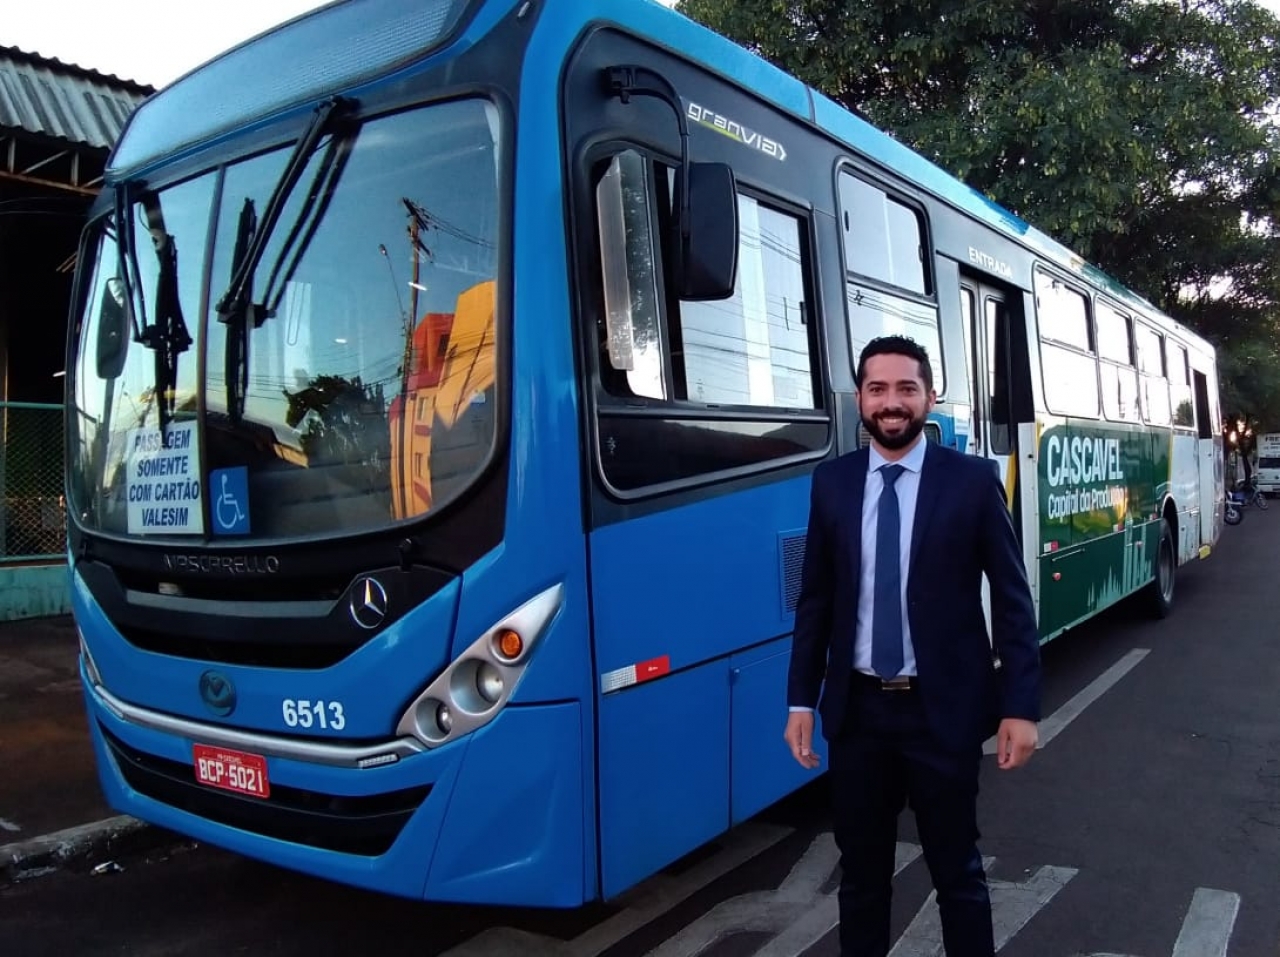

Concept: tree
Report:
left=283, top=374, right=391, bottom=484
left=679, top=0, right=1280, bottom=426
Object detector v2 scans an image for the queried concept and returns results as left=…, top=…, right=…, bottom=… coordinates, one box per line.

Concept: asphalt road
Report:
left=3, top=506, right=1277, bottom=956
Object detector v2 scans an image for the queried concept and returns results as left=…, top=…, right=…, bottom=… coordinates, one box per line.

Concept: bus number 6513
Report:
left=282, top=699, right=347, bottom=731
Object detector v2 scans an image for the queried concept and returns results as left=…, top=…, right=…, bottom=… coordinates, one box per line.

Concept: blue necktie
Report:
left=871, top=464, right=906, bottom=679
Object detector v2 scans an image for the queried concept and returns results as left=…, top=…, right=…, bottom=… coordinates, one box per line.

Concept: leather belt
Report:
left=852, top=671, right=918, bottom=691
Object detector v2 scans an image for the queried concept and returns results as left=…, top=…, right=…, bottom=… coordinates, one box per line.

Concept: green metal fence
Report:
left=1, top=402, right=66, bottom=562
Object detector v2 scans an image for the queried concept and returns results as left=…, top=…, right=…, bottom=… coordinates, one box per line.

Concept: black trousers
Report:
left=829, top=679, right=992, bottom=957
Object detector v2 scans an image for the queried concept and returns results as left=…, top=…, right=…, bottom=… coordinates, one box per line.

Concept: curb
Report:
left=0, top=816, right=176, bottom=884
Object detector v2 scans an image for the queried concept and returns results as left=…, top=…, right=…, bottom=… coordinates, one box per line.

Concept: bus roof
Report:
left=105, top=0, right=1213, bottom=358
left=107, top=0, right=482, bottom=179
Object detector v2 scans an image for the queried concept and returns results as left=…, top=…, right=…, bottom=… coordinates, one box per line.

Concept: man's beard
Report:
left=861, top=410, right=926, bottom=450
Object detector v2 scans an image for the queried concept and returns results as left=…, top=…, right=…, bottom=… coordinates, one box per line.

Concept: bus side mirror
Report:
left=96, top=277, right=131, bottom=380
left=673, top=161, right=738, bottom=301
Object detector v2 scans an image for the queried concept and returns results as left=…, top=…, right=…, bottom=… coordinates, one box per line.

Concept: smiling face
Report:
left=856, top=352, right=937, bottom=458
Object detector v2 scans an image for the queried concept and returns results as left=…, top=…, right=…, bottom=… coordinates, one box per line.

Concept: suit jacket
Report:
left=787, top=441, right=1041, bottom=753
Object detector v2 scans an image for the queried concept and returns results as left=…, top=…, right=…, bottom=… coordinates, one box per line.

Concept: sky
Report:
left=7, top=0, right=335, bottom=88
left=2, top=0, right=1276, bottom=90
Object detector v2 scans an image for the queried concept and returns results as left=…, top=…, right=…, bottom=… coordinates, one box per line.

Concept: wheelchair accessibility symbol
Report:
left=210, top=467, right=250, bottom=536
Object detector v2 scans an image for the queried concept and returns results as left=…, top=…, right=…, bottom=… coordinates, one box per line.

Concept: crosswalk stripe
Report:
left=985, top=648, right=1149, bottom=755
left=1171, top=887, right=1240, bottom=957
left=439, top=822, right=792, bottom=957
left=888, top=864, right=1078, bottom=956
left=719, top=841, right=921, bottom=957
left=444, top=832, right=1239, bottom=957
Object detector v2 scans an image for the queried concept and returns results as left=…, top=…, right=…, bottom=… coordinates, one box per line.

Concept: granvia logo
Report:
left=163, top=554, right=281, bottom=574
left=687, top=102, right=787, bottom=162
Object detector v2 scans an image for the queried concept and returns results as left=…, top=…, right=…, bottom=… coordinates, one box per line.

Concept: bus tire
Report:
left=1146, top=520, right=1176, bottom=619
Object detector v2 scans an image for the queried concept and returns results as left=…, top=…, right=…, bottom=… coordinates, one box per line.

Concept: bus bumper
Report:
left=83, top=670, right=585, bottom=905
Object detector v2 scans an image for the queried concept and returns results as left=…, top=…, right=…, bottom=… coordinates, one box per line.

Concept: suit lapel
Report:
left=845, top=450, right=869, bottom=581
left=909, top=441, right=943, bottom=571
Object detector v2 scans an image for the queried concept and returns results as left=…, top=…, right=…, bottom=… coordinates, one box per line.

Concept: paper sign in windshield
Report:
left=126, top=421, right=204, bottom=534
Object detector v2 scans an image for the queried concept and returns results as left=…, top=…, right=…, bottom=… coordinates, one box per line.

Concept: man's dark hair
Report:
left=856, top=336, right=933, bottom=392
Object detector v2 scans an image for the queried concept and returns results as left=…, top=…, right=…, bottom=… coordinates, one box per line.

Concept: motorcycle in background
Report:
left=1225, top=488, right=1246, bottom=526
left=1236, top=478, right=1269, bottom=511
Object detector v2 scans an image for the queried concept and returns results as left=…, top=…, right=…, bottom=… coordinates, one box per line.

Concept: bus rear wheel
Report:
left=1146, top=520, right=1176, bottom=619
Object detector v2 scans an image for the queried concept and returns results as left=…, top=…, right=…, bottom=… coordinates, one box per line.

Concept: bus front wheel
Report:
left=1146, top=520, right=1176, bottom=619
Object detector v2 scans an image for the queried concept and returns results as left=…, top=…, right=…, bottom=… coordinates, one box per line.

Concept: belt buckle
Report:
left=881, top=675, right=912, bottom=691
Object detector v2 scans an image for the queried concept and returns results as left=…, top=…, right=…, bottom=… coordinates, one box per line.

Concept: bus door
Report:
left=1193, top=368, right=1221, bottom=545
left=959, top=277, right=1019, bottom=514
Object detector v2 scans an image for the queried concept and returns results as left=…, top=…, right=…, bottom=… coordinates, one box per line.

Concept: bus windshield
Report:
left=69, top=98, right=502, bottom=543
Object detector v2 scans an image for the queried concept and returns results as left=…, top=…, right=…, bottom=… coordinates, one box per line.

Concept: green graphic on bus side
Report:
left=1038, top=425, right=1169, bottom=540
left=1036, top=424, right=1171, bottom=637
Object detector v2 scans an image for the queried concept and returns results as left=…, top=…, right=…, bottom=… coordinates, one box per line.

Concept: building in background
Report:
left=0, top=45, right=151, bottom=619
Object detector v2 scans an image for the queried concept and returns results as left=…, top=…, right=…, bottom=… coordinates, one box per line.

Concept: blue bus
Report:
left=68, top=0, right=1221, bottom=906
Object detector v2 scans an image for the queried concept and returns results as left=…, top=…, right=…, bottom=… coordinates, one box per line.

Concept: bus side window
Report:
left=1035, top=272, right=1100, bottom=419
left=1167, top=339, right=1195, bottom=428
left=1096, top=301, right=1141, bottom=424
left=669, top=182, right=817, bottom=409
left=594, top=148, right=820, bottom=411
left=1193, top=370, right=1214, bottom=440
left=986, top=297, right=1012, bottom=454
left=589, top=147, right=827, bottom=492
left=838, top=173, right=929, bottom=295
left=1135, top=323, right=1171, bottom=426
left=837, top=172, right=944, bottom=395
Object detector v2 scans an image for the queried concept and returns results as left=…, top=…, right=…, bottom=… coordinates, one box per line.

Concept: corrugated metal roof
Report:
left=0, top=45, right=154, bottom=151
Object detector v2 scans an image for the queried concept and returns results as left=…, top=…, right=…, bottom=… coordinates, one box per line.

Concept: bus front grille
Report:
left=101, top=725, right=430, bottom=857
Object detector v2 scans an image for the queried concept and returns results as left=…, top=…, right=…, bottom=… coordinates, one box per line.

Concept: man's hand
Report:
left=996, top=718, right=1038, bottom=769
left=784, top=711, right=822, bottom=769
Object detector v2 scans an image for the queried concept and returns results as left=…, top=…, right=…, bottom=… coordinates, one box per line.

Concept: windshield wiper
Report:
left=215, top=96, right=355, bottom=422
left=221, top=197, right=258, bottom=426
left=112, top=183, right=146, bottom=339
left=141, top=194, right=193, bottom=435
left=112, top=183, right=192, bottom=435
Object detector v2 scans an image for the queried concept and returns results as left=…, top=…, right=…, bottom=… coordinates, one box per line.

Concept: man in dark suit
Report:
left=784, top=335, right=1041, bottom=956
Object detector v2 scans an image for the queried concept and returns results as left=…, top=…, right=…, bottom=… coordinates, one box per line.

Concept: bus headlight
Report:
left=408, top=698, right=454, bottom=744
left=395, top=583, right=564, bottom=748
left=435, top=702, right=453, bottom=735
left=475, top=662, right=504, bottom=704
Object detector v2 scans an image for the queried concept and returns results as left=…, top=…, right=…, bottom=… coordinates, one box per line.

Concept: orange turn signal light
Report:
left=495, top=629, right=524, bottom=661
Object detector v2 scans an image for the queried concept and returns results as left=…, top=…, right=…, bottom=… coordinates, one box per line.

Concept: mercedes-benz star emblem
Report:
left=198, top=670, right=237, bottom=717
left=349, top=577, right=389, bottom=629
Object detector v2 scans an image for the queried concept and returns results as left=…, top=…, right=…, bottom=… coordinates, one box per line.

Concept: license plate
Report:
left=193, top=744, right=270, bottom=799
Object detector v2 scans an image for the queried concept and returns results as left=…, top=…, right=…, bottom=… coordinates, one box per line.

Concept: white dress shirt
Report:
left=790, top=434, right=926, bottom=713
left=855, top=436, right=927, bottom=677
